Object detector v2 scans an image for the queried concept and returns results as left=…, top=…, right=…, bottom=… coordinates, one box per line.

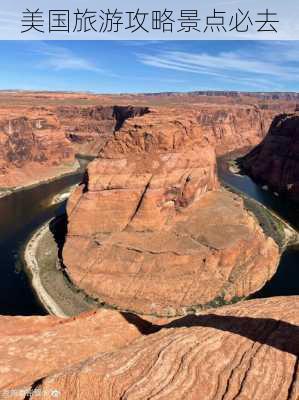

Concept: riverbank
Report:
left=0, top=161, right=82, bottom=200
left=51, top=185, right=77, bottom=205
left=24, top=219, right=94, bottom=317
left=24, top=223, right=67, bottom=317
left=218, top=150, right=299, bottom=251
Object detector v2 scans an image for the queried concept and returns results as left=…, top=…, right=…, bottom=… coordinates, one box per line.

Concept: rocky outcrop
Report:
left=58, top=105, right=149, bottom=156
left=0, top=103, right=150, bottom=188
left=62, top=106, right=279, bottom=316
left=1, top=296, right=298, bottom=399
left=0, top=109, right=76, bottom=188
left=64, top=187, right=279, bottom=316
left=100, top=105, right=274, bottom=157
left=241, top=113, right=299, bottom=202
left=0, top=92, right=298, bottom=399
left=0, top=308, right=143, bottom=392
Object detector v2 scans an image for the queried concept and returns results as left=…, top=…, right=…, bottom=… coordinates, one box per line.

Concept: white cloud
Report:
left=28, top=42, right=120, bottom=77
left=137, top=41, right=299, bottom=89
left=36, top=43, right=101, bottom=72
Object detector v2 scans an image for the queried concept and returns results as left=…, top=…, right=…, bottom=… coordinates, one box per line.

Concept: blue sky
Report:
left=0, top=40, right=298, bottom=93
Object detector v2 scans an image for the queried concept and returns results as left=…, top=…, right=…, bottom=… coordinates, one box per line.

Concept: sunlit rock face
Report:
left=98, top=105, right=274, bottom=157
left=0, top=110, right=75, bottom=188
left=57, top=105, right=150, bottom=156
left=0, top=309, right=143, bottom=391
left=0, top=89, right=290, bottom=188
left=0, top=92, right=295, bottom=400
left=2, top=297, right=299, bottom=400
left=62, top=108, right=279, bottom=316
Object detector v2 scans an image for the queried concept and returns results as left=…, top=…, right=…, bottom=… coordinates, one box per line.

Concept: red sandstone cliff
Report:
left=57, top=105, right=150, bottom=156
left=241, top=113, right=299, bottom=202
left=54, top=103, right=275, bottom=158
left=0, top=109, right=76, bottom=188
left=0, top=91, right=293, bottom=189
left=0, top=92, right=297, bottom=399
left=98, top=105, right=274, bottom=157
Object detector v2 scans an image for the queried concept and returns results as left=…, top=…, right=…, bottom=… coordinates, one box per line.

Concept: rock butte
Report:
left=62, top=106, right=280, bottom=316
left=241, top=112, right=299, bottom=202
left=1, top=297, right=299, bottom=399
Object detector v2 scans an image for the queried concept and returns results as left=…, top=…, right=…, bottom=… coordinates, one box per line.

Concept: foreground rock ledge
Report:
left=1, top=296, right=298, bottom=399
left=0, top=309, right=143, bottom=391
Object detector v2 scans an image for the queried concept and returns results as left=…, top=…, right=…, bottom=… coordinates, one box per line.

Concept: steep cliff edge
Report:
left=241, top=113, right=299, bottom=202
left=58, top=105, right=149, bottom=156
left=0, top=109, right=76, bottom=188
left=0, top=91, right=286, bottom=189
left=57, top=103, right=273, bottom=157
left=100, top=105, right=273, bottom=157
left=1, top=297, right=298, bottom=399
left=62, top=108, right=279, bottom=316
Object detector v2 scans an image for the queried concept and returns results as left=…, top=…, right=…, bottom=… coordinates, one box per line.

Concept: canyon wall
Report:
left=53, top=103, right=276, bottom=158
left=99, top=104, right=275, bottom=156
left=0, top=91, right=294, bottom=189
left=241, top=113, right=299, bottom=202
left=0, top=105, right=148, bottom=188
left=0, top=109, right=75, bottom=188
left=57, top=105, right=149, bottom=156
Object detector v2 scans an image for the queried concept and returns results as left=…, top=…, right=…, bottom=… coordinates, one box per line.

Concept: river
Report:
left=1, top=153, right=298, bottom=316
left=0, top=172, right=83, bottom=316
left=218, top=152, right=299, bottom=300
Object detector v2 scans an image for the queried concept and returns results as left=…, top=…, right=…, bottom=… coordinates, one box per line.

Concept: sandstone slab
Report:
left=0, top=309, right=142, bottom=391
left=4, top=296, right=298, bottom=400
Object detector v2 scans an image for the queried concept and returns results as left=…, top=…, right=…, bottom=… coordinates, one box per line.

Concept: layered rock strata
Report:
left=0, top=309, right=142, bottom=391
left=62, top=109, right=279, bottom=316
left=0, top=92, right=292, bottom=188
left=99, top=105, right=274, bottom=156
left=0, top=109, right=75, bottom=188
left=1, top=297, right=298, bottom=400
left=241, top=113, right=299, bottom=202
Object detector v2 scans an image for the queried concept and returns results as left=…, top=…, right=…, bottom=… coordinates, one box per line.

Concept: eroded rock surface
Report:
left=64, top=185, right=279, bottom=315
left=0, top=109, right=75, bottom=188
left=0, top=309, right=142, bottom=391
left=58, top=105, right=149, bottom=156
left=0, top=92, right=297, bottom=400
left=100, top=105, right=274, bottom=157
left=62, top=108, right=279, bottom=316
left=241, top=113, right=299, bottom=202
left=2, top=297, right=298, bottom=400
left=0, top=90, right=294, bottom=188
